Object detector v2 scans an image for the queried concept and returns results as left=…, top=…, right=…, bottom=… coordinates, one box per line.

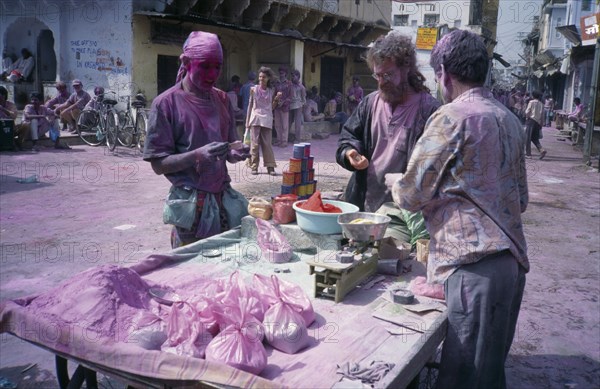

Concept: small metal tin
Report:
left=390, top=288, right=415, bottom=304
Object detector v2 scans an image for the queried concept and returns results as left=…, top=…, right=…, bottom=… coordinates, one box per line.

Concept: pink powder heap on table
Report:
left=22, top=265, right=151, bottom=338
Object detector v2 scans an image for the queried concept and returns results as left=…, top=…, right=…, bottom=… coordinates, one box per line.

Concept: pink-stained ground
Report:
left=0, top=128, right=599, bottom=388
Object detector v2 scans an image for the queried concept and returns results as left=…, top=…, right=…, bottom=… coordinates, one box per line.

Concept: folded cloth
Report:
left=336, top=360, right=395, bottom=385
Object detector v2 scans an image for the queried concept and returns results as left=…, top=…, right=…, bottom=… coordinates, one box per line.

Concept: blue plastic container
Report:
left=292, top=200, right=360, bottom=234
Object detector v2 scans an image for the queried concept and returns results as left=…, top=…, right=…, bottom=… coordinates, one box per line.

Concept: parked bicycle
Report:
left=116, top=93, right=149, bottom=152
left=76, top=91, right=119, bottom=151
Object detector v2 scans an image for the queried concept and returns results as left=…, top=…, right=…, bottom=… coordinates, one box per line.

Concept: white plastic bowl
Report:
left=292, top=200, right=360, bottom=235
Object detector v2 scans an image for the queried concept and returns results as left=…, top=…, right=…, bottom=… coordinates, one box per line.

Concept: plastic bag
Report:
left=243, top=127, right=251, bottom=145
left=219, top=271, right=266, bottom=323
left=253, top=274, right=315, bottom=327
left=255, top=218, right=292, bottom=263
left=49, top=125, right=60, bottom=142
left=272, top=194, right=298, bottom=224
left=164, top=301, right=213, bottom=358
left=408, top=276, right=445, bottom=300
left=248, top=197, right=273, bottom=220
left=127, top=311, right=167, bottom=350
left=263, top=299, right=310, bottom=354
left=223, top=188, right=249, bottom=228
left=197, top=193, right=220, bottom=238
left=206, top=299, right=267, bottom=375
left=163, top=186, right=197, bottom=230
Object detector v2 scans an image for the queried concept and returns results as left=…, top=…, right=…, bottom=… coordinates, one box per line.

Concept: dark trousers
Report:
left=437, top=251, right=526, bottom=389
left=525, top=118, right=543, bottom=156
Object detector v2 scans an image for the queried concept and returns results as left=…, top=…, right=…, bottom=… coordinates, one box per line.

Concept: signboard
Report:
left=416, top=27, right=438, bottom=50
left=580, top=13, right=600, bottom=46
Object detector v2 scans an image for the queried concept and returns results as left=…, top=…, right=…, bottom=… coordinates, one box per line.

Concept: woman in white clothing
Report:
left=245, top=66, right=280, bottom=175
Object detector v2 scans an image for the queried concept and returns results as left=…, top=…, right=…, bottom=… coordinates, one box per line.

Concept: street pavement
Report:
left=0, top=127, right=599, bottom=388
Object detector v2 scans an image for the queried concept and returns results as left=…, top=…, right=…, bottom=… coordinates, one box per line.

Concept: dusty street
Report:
left=0, top=128, right=599, bottom=388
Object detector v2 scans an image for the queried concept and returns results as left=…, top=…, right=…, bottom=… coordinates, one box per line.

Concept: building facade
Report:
left=0, top=0, right=391, bottom=109
left=527, top=0, right=598, bottom=113
left=391, top=0, right=501, bottom=93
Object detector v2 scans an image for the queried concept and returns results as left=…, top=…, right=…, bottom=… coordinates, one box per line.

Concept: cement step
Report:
left=11, top=130, right=104, bottom=150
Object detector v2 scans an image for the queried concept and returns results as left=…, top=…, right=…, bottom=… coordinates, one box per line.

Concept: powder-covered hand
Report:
left=194, top=142, right=229, bottom=163
left=227, top=144, right=251, bottom=162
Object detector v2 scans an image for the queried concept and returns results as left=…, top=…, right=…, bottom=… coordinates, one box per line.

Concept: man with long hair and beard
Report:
left=336, top=31, right=440, bottom=245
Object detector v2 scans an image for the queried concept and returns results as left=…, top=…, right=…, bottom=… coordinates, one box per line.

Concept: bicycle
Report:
left=115, top=93, right=149, bottom=152
left=76, top=92, right=119, bottom=151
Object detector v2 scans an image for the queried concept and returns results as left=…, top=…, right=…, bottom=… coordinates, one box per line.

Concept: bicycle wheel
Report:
left=135, top=111, right=148, bottom=152
left=76, top=110, right=104, bottom=146
left=105, top=110, right=119, bottom=151
left=117, top=111, right=135, bottom=147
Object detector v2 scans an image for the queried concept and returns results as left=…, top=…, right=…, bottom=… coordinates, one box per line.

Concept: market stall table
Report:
left=0, top=223, right=447, bottom=389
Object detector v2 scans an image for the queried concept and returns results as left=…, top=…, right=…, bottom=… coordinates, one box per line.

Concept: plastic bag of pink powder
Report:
left=408, top=276, right=445, bottom=300
left=206, top=299, right=267, bottom=375
left=255, top=218, right=293, bottom=263
left=164, top=301, right=213, bottom=358
left=263, top=298, right=310, bottom=354
left=253, top=274, right=315, bottom=327
left=187, top=296, right=220, bottom=337
left=127, top=310, right=167, bottom=350
left=219, top=271, right=266, bottom=323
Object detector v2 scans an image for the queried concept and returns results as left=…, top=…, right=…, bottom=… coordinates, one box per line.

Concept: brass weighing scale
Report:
left=306, top=212, right=391, bottom=303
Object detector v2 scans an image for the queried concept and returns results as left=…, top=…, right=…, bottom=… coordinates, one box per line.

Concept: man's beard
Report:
left=379, top=82, right=411, bottom=104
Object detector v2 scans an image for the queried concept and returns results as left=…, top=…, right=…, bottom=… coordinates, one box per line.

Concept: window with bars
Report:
left=394, top=14, right=409, bottom=27
left=423, top=14, right=439, bottom=26
left=582, top=0, right=592, bottom=11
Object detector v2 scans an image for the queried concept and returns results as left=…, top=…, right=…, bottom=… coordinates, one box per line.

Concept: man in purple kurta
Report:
left=143, top=31, right=250, bottom=248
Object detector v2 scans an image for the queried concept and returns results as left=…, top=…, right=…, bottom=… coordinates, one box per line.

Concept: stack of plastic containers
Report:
left=280, top=143, right=316, bottom=199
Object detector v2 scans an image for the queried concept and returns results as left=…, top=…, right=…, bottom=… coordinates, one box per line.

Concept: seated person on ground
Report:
left=54, top=79, right=91, bottom=132
left=567, top=97, right=584, bottom=122
left=0, top=86, right=18, bottom=120
left=303, top=96, right=324, bottom=122
left=78, top=86, right=105, bottom=129
left=16, top=92, right=68, bottom=150
left=324, top=91, right=348, bottom=132
left=45, top=81, right=71, bottom=130
left=2, top=48, right=34, bottom=83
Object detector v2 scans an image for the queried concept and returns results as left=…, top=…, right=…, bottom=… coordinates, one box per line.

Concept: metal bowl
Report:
left=337, top=212, right=391, bottom=242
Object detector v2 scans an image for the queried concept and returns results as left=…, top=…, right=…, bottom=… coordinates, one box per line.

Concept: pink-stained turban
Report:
left=176, top=31, right=223, bottom=82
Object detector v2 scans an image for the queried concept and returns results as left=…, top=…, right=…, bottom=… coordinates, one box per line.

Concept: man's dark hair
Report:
left=430, top=29, right=489, bottom=86
left=366, top=31, right=429, bottom=93
left=574, top=97, right=581, bottom=105
left=531, top=90, right=542, bottom=100
left=0, top=86, right=7, bottom=99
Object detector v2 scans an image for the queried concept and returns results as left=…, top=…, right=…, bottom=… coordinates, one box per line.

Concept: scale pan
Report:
left=337, top=212, right=391, bottom=242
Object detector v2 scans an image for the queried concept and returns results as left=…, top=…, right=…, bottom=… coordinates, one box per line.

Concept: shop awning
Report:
left=556, top=25, right=582, bottom=46
left=534, top=49, right=556, bottom=66
left=493, top=52, right=511, bottom=68
left=136, top=11, right=376, bottom=50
